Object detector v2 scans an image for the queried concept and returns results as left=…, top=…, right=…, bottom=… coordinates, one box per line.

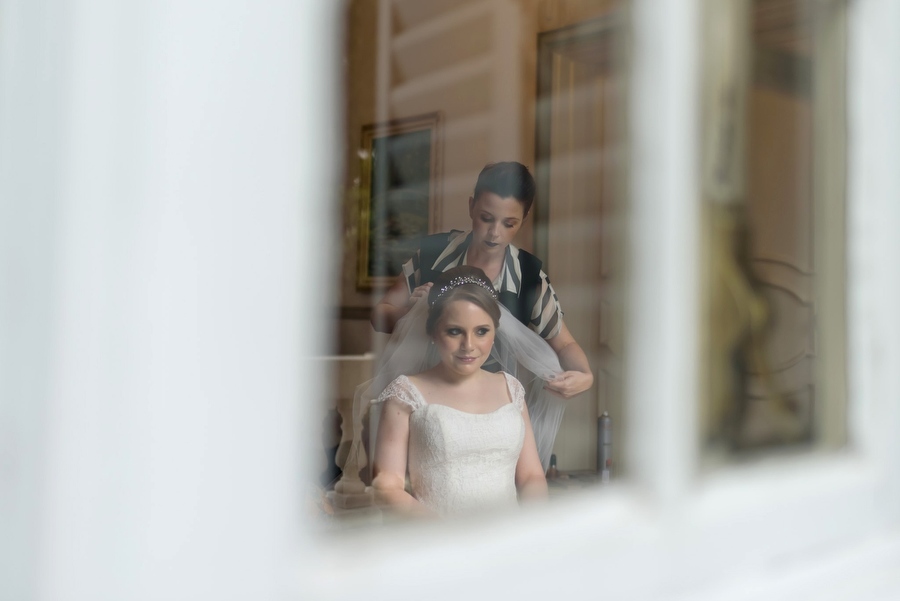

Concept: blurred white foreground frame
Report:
left=297, top=1, right=900, bottom=600
left=0, top=0, right=340, bottom=599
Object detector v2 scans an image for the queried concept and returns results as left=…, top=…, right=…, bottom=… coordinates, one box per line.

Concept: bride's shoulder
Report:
left=497, top=372, right=526, bottom=410
left=496, top=371, right=523, bottom=387
left=376, top=375, right=424, bottom=411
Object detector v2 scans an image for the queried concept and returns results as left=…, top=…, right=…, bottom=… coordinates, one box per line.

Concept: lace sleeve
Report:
left=502, top=372, right=526, bottom=412
left=373, top=375, right=423, bottom=411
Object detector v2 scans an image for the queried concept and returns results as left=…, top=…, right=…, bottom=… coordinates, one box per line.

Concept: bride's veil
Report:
left=357, top=297, right=565, bottom=471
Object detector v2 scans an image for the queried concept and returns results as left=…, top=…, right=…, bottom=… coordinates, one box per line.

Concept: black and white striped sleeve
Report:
left=530, top=271, right=564, bottom=339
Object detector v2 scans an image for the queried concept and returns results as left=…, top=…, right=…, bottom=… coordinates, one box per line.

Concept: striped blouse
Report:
left=401, top=230, right=564, bottom=339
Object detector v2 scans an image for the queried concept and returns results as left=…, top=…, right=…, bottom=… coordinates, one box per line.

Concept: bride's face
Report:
left=431, top=299, right=496, bottom=378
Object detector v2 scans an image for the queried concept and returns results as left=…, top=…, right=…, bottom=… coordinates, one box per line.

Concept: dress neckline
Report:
left=401, top=374, right=515, bottom=416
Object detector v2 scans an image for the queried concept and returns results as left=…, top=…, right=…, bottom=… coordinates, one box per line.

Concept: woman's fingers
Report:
left=544, top=374, right=570, bottom=397
left=408, top=282, right=433, bottom=305
left=544, top=371, right=592, bottom=399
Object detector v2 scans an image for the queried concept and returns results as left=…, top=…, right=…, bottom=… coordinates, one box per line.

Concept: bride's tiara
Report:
left=432, top=276, right=498, bottom=304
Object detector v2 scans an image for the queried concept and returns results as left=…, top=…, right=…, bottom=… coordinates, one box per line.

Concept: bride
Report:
left=368, top=266, right=561, bottom=517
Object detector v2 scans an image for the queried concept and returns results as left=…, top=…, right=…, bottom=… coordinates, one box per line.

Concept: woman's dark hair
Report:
left=473, top=162, right=536, bottom=216
left=426, top=266, right=501, bottom=336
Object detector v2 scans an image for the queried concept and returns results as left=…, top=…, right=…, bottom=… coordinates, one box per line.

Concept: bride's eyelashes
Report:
left=443, top=326, right=493, bottom=337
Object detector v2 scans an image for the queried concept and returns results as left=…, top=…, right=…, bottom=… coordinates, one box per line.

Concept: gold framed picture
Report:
left=356, top=112, right=442, bottom=290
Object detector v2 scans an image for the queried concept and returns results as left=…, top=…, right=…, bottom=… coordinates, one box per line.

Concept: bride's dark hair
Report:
left=426, top=266, right=501, bottom=336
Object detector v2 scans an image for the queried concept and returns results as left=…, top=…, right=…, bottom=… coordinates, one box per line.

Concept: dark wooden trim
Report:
left=338, top=306, right=373, bottom=321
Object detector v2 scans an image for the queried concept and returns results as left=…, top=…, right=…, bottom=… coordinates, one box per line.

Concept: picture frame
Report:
left=356, top=112, right=442, bottom=290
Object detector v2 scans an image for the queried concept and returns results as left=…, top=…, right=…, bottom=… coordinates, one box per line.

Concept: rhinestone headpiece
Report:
left=432, top=276, right=498, bottom=304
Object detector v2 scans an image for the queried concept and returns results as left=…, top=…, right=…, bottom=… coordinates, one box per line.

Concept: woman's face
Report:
left=468, top=192, right=526, bottom=256
left=431, top=299, right=496, bottom=378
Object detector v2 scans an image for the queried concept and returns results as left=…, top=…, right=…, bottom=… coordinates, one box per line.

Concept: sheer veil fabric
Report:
left=358, top=297, right=565, bottom=471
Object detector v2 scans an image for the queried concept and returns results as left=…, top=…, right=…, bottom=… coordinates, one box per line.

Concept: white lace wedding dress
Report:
left=374, top=372, right=526, bottom=516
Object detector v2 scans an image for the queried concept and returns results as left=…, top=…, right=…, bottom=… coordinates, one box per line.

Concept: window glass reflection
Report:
left=316, top=0, right=630, bottom=525
left=701, top=0, right=847, bottom=458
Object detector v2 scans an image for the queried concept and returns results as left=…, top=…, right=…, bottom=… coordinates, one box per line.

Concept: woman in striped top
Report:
left=372, top=162, right=592, bottom=400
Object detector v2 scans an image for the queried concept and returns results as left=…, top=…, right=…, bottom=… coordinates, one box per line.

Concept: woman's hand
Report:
left=544, top=370, right=593, bottom=399
left=407, top=282, right=433, bottom=307
left=545, top=321, right=594, bottom=399
left=372, top=276, right=430, bottom=333
left=372, top=472, right=435, bottom=518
